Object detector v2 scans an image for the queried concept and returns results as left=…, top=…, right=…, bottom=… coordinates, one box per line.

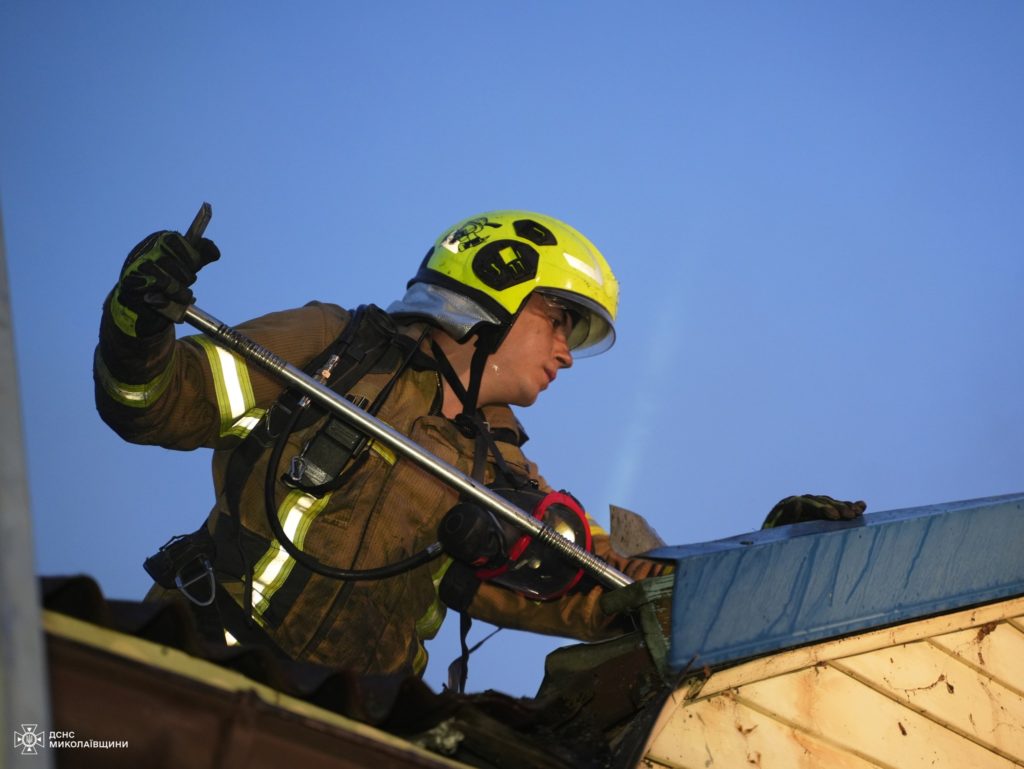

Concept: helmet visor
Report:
left=536, top=290, right=615, bottom=357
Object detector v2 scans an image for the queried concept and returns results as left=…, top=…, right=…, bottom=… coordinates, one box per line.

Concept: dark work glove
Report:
left=110, top=230, right=220, bottom=338
left=762, top=494, right=866, bottom=529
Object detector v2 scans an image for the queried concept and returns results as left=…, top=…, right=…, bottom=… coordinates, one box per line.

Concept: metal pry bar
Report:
left=184, top=201, right=212, bottom=248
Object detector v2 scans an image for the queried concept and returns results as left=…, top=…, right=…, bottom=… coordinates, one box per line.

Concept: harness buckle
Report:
left=144, top=530, right=218, bottom=607
left=288, top=456, right=308, bottom=484
left=174, top=555, right=217, bottom=607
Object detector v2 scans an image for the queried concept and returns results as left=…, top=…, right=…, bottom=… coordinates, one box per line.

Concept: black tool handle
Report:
left=146, top=202, right=214, bottom=322
left=184, top=202, right=212, bottom=254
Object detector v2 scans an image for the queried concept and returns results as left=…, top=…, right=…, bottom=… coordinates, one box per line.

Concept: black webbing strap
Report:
left=185, top=576, right=290, bottom=659
left=209, top=584, right=290, bottom=658
left=143, top=525, right=290, bottom=657
left=447, top=610, right=474, bottom=693
left=445, top=612, right=502, bottom=693
left=286, top=321, right=424, bottom=496
left=428, top=340, right=522, bottom=487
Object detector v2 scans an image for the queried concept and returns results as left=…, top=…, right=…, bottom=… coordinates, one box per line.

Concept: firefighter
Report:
left=95, top=211, right=674, bottom=678
left=94, top=209, right=865, bottom=679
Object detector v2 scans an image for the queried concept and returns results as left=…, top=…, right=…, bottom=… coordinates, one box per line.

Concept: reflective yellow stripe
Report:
left=412, top=642, right=429, bottom=676
left=411, top=558, right=454, bottom=677
left=587, top=514, right=609, bottom=537
left=109, top=292, right=141, bottom=338
left=190, top=336, right=256, bottom=437
left=93, top=348, right=176, bottom=408
left=369, top=440, right=397, bottom=465
left=414, top=600, right=448, bottom=640
left=250, top=490, right=331, bottom=617
left=414, top=557, right=452, bottom=641
left=226, top=407, right=266, bottom=440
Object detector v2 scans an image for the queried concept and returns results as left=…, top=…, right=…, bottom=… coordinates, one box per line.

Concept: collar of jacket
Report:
left=477, top=404, right=529, bottom=447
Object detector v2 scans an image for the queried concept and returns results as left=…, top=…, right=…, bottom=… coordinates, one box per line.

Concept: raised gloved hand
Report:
left=110, top=230, right=220, bottom=338
left=762, top=494, right=866, bottom=529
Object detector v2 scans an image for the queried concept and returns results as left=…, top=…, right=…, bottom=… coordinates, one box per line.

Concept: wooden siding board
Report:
left=836, top=638, right=1024, bottom=762
left=697, top=597, right=1024, bottom=699
left=735, top=663, right=1019, bottom=768
left=643, top=590, right=1024, bottom=768
left=644, top=692, right=887, bottom=769
left=930, top=617, right=1024, bottom=698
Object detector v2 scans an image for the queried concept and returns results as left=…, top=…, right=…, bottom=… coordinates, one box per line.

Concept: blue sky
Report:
left=2, top=2, right=1022, bottom=696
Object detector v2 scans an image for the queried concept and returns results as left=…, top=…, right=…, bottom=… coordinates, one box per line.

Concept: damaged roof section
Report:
left=41, top=576, right=672, bottom=769
left=37, top=493, right=1024, bottom=767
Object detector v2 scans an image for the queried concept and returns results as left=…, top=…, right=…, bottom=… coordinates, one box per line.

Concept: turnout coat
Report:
left=95, top=299, right=659, bottom=676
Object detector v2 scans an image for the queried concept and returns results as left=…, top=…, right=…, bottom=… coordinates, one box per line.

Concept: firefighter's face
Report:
left=482, top=293, right=574, bottom=407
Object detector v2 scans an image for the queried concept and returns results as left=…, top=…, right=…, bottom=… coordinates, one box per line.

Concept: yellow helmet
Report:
left=389, top=211, right=619, bottom=356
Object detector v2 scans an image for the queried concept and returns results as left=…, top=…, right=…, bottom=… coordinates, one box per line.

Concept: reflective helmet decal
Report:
left=441, top=217, right=501, bottom=253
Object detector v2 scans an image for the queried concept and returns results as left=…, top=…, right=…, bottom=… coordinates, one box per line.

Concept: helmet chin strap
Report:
left=429, top=329, right=524, bottom=485
left=462, top=337, right=492, bottom=421
left=430, top=327, right=496, bottom=421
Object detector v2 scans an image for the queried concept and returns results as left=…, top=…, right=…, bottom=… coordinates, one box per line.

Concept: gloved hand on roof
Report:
left=761, top=494, right=866, bottom=529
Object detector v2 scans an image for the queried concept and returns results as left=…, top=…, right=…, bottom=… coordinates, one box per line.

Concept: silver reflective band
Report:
left=94, top=348, right=176, bottom=407
left=227, top=408, right=265, bottom=440
left=251, top=490, right=330, bottom=617
left=190, top=336, right=256, bottom=436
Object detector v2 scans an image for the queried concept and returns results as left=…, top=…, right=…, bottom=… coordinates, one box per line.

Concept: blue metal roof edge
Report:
left=647, top=492, right=1024, bottom=673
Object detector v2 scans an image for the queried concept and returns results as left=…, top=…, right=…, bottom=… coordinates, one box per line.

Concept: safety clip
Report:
left=174, top=553, right=217, bottom=608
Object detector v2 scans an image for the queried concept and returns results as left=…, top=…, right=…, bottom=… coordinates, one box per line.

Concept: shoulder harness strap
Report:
left=222, top=304, right=413, bottom=516
left=216, top=305, right=422, bottom=613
